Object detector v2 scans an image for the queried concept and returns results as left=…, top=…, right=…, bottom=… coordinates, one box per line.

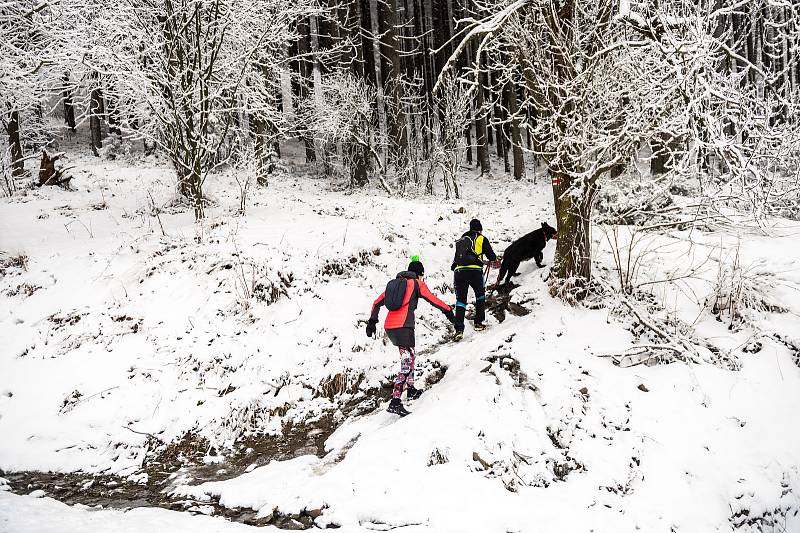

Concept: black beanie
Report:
left=470, top=218, right=483, bottom=232
left=408, top=260, right=425, bottom=277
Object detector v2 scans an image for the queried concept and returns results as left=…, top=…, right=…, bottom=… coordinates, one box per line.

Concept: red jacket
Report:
left=370, top=271, right=452, bottom=329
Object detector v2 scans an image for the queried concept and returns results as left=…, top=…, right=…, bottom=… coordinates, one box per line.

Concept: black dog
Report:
left=497, top=222, right=558, bottom=286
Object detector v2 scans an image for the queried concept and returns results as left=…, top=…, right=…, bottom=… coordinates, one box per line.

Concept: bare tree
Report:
left=81, top=0, right=319, bottom=219
left=0, top=0, right=60, bottom=189
left=428, top=74, right=469, bottom=199
left=439, top=0, right=797, bottom=299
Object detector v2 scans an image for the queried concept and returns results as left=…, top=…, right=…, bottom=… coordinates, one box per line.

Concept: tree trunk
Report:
left=650, top=133, right=679, bottom=175
left=106, top=90, right=121, bottom=136
left=385, top=0, right=410, bottom=178
left=349, top=143, right=369, bottom=188
left=62, top=74, right=76, bottom=132
left=6, top=110, right=25, bottom=177
left=252, top=117, right=269, bottom=186
left=369, top=0, right=388, bottom=167
left=177, top=156, right=204, bottom=220
left=465, top=123, right=473, bottom=165
left=550, top=170, right=596, bottom=297
left=90, top=88, right=104, bottom=155
left=38, top=150, right=71, bottom=187
left=475, top=54, right=490, bottom=175
left=349, top=0, right=365, bottom=77
left=505, top=83, right=524, bottom=180
left=297, top=19, right=316, bottom=162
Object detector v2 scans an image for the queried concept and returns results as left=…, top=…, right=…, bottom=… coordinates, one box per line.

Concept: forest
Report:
left=3, top=0, right=799, bottom=294
left=1, top=1, right=800, bottom=532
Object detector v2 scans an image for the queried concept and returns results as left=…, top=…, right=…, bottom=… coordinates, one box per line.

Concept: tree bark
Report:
left=90, top=87, right=104, bottom=155
left=252, top=117, right=269, bottom=186
left=505, top=83, right=524, bottom=180
left=384, top=0, right=410, bottom=177
left=106, top=90, right=121, bottom=136
left=551, top=170, right=596, bottom=295
left=369, top=0, right=388, bottom=167
left=475, top=53, right=490, bottom=175
left=6, top=110, right=25, bottom=177
left=38, top=150, right=71, bottom=187
left=650, top=133, right=678, bottom=175
left=62, top=73, right=76, bottom=132
left=297, top=19, right=316, bottom=162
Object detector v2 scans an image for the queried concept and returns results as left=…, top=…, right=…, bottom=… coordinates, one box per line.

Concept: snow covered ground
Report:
left=2, top=145, right=800, bottom=532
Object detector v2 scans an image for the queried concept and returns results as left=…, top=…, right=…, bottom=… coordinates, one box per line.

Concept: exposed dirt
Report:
left=464, top=285, right=531, bottom=323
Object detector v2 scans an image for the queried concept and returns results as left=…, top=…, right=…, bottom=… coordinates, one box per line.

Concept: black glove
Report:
left=444, top=309, right=456, bottom=324
left=366, top=319, right=378, bottom=338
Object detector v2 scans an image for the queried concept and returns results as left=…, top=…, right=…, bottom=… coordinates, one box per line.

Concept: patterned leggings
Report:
left=392, top=346, right=416, bottom=399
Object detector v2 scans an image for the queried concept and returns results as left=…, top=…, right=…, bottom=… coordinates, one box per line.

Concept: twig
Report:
left=147, top=191, right=167, bottom=237
left=123, top=425, right=160, bottom=440
left=619, top=299, right=701, bottom=364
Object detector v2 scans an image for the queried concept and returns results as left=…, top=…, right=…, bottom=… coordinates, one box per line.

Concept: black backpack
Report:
left=384, top=277, right=413, bottom=310
left=454, top=234, right=479, bottom=267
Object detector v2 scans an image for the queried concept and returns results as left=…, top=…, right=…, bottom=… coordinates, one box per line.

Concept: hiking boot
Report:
left=474, top=322, right=487, bottom=331
left=453, top=330, right=464, bottom=342
left=387, top=398, right=411, bottom=416
left=406, top=386, right=424, bottom=401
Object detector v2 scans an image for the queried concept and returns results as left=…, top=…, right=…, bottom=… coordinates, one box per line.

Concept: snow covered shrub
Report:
left=59, top=389, right=83, bottom=414
left=318, top=249, right=376, bottom=280
left=5, top=282, right=40, bottom=297
left=594, top=178, right=674, bottom=226
left=426, top=73, right=469, bottom=199
left=300, top=73, right=377, bottom=188
left=428, top=447, right=449, bottom=466
left=0, top=253, right=28, bottom=277
left=218, top=398, right=268, bottom=444
left=772, top=334, right=800, bottom=370
left=599, top=226, right=663, bottom=295
left=232, top=260, right=291, bottom=314
left=97, top=136, right=136, bottom=162
left=708, top=246, right=784, bottom=329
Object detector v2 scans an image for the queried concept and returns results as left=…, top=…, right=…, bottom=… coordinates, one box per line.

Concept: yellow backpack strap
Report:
left=475, top=234, right=484, bottom=256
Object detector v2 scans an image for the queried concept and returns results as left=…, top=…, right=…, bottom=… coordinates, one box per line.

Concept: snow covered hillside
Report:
left=2, top=150, right=800, bottom=532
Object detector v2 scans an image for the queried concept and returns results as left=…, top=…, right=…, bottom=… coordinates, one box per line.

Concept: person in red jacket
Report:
left=367, top=259, right=455, bottom=416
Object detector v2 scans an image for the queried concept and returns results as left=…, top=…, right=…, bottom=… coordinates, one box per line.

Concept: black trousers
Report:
left=454, top=269, right=485, bottom=332
left=385, top=327, right=415, bottom=348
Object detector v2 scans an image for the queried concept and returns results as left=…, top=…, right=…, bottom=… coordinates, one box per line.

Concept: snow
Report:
left=2, top=145, right=800, bottom=531
left=0, top=491, right=260, bottom=533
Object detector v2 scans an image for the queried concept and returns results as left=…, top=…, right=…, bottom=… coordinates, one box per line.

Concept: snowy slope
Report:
left=2, top=151, right=800, bottom=532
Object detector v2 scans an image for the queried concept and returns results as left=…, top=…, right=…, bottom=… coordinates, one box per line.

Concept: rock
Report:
left=28, top=489, right=46, bottom=498
left=281, top=518, right=307, bottom=530
left=637, top=384, right=649, bottom=392
left=305, top=507, right=324, bottom=519
left=472, top=451, right=492, bottom=470
left=579, top=387, right=589, bottom=397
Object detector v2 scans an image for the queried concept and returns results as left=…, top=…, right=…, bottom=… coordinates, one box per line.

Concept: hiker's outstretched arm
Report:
left=483, top=239, right=497, bottom=262
left=418, top=281, right=451, bottom=313
left=370, top=293, right=385, bottom=321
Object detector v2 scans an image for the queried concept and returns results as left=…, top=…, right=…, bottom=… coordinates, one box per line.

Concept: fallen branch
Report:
left=599, top=299, right=703, bottom=367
